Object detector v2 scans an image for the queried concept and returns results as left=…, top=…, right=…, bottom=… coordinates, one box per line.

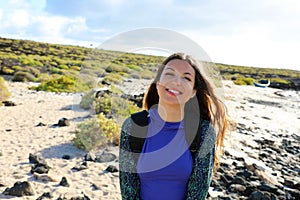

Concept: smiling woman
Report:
left=119, top=52, right=231, bottom=200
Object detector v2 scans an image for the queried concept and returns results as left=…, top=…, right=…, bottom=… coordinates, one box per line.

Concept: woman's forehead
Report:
left=164, top=59, right=195, bottom=75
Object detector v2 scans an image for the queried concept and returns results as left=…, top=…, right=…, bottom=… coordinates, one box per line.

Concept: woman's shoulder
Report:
left=121, top=110, right=149, bottom=131
left=121, top=116, right=132, bottom=132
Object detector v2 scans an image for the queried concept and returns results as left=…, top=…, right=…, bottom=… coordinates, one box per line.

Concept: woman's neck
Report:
left=157, top=104, right=184, bottom=122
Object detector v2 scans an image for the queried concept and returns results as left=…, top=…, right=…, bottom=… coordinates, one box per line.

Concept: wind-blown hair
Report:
left=143, top=52, right=231, bottom=172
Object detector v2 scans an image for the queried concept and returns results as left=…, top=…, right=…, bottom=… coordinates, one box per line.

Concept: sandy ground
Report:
left=0, top=81, right=121, bottom=199
left=0, top=80, right=299, bottom=199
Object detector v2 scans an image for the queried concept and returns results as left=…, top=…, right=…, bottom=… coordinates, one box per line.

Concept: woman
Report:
left=119, top=53, right=230, bottom=200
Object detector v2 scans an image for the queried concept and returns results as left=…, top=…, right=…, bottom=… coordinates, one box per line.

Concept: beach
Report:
left=0, top=80, right=299, bottom=199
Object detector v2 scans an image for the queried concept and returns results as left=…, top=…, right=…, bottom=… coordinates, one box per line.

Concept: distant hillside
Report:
left=0, top=37, right=299, bottom=90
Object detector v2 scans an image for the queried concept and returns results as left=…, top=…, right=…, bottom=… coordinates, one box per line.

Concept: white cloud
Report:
left=0, top=0, right=299, bottom=70
left=9, top=9, right=30, bottom=28
left=31, top=15, right=86, bottom=37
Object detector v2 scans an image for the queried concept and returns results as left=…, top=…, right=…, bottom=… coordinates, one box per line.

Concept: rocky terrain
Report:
left=0, top=79, right=299, bottom=199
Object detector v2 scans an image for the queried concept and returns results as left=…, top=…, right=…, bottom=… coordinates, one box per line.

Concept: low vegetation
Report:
left=0, top=77, right=11, bottom=105
left=1, top=36, right=299, bottom=150
left=74, top=85, right=141, bottom=151
left=73, top=113, right=120, bottom=151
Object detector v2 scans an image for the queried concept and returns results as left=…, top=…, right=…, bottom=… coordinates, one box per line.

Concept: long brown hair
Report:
left=143, top=52, right=230, bottom=172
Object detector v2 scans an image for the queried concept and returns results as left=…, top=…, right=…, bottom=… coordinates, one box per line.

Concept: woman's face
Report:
left=156, top=59, right=196, bottom=108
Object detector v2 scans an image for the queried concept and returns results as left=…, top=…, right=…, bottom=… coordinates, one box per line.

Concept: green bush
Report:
left=79, top=90, right=95, bottom=109
left=141, top=69, right=154, bottom=79
left=12, top=71, right=36, bottom=82
left=234, top=77, right=255, bottom=85
left=1, top=67, right=14, bottom=75
left=79, top=86, right=141, bottom=121
left=23, top=66, right=40, bottom=77
left=127, top=64, right=142, bottom=71
left=73, top=113, right=120, bottom=150
left=0, top=77, right=11, bottom=104
left=33, top=75, right=76, bottom=92
left=57, top=64, right=69, bottom=70
left=93, top=93, right=112, bottom=114
left=102, top=73, right=123, bottom=84
left=111, top=96, right=141, bottom=119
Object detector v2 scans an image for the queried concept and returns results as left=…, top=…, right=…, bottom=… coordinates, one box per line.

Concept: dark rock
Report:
left=2, top=100, right=16, bottom=106
left=229, top=184, right=246, bottom=193
left=62, top=155, right=71, bottom=160
left=95, top=152, right=117, bottom=163
left=231, top=177, right=246, bottom=185
left=36, top=122, right=47, bottom=127
left=31, top=164, right=50, bottom=174
left=69, top=193, right=91, bottom=200
left=220, top=175, right=230, bottom=186
left=59, top=177, right=69, bottom=187
left=101, top=80, right=111, bottom=86
left=84, top=152, right=96, bottom=162
left=248, top=191, right=264, bottom=200
left=244, top=185, right=256, bottom=196
left=58, top=118, right=70, bottom=126
left=236, top=170, right=253, bottom=179
left=3, top=181, right=34, bottom=197
left=95, top=88, right=111, bottom=98
left=71, top=162, right=88, bottom=171
left=29, top=154, right=50, bottom=174
left=36, top=192, right=53, bottom=199
left=29, top=153, right=44, bottom=164
left=105, top=165, right=118, bottom=173
left=257, top=182, right=278, bottom=193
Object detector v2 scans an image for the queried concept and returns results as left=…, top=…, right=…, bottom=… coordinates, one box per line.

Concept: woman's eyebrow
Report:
left=165, top=67, right=193, bottom=76
left=165, top=67, right=175, bottom=71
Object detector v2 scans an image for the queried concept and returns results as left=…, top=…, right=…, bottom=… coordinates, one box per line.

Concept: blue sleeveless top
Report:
left=136, top=108, right=193, bottom=200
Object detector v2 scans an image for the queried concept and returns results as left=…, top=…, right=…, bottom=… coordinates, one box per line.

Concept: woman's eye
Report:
left=165, top=72, right=174, bottom=76
left=184, top=77, right=191, bottom=81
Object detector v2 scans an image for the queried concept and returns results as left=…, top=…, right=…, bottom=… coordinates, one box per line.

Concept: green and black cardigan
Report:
left=119, top=115, right=216, bottom=200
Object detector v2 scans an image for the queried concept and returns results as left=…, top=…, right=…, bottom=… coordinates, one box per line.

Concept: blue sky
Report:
left=0, top=0, right=299, bottom=70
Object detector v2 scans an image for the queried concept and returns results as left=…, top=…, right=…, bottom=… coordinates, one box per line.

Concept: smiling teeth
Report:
left=168, top=89, right=180, bottom=94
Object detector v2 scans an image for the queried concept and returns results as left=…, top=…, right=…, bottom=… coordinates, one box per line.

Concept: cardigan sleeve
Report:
left=186, top=121, right=216, bottom=200
left=119, top=117, right=141, bottom=200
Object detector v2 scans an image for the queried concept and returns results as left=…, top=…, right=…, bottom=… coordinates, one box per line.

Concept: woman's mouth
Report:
left=166, top=88, right=182, bottom=96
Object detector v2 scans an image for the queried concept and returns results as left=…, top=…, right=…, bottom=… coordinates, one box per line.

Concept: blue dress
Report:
left=136, top=108, right=193, bottom=200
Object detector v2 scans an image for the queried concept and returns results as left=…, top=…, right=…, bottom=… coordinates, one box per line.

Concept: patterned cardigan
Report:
left=119, top=115, right=216, bottom=200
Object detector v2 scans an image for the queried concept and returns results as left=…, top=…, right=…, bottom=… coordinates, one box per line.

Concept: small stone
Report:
left=36, top=192, right=53, bottom=200
left=3, top=181, right=34, bottom=197
left=29, top=153, right=43, bottom=164
left=71, top=162, right=88, bottom=171
left=84, top=153, right=96, bottom=162
left=58, top=118, right=70, bottom=126
left=62, top=155, right=71, bottom=160
left=248, top=191, right=264, bottom=200
left=95, top=152, right=117, bottom=163
left=2, top=101, right=16, bottom=106
left=36, top=122, right=47, bottom=127
left=59, top=177, right=69, bottom=187
left=229, top=184, right=246, bottom=193
left=231, top=177, right=246, bottom=185
left=105, top=165, right=118, bottom=173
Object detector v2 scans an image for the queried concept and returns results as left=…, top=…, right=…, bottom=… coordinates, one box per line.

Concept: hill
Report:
left=0, top=37, right=299, bottom=90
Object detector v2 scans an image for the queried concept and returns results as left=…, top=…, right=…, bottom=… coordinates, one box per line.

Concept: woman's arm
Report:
left=119, top=118, right=141, bottom=200
left=186, top=121, right=216, bottom=200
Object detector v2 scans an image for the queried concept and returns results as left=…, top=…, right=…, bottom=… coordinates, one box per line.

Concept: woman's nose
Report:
left=172, top=75, right=181, bottom=85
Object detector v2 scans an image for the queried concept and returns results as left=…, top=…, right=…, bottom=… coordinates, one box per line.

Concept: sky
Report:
left=0, top=0, right=299, bottom=70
